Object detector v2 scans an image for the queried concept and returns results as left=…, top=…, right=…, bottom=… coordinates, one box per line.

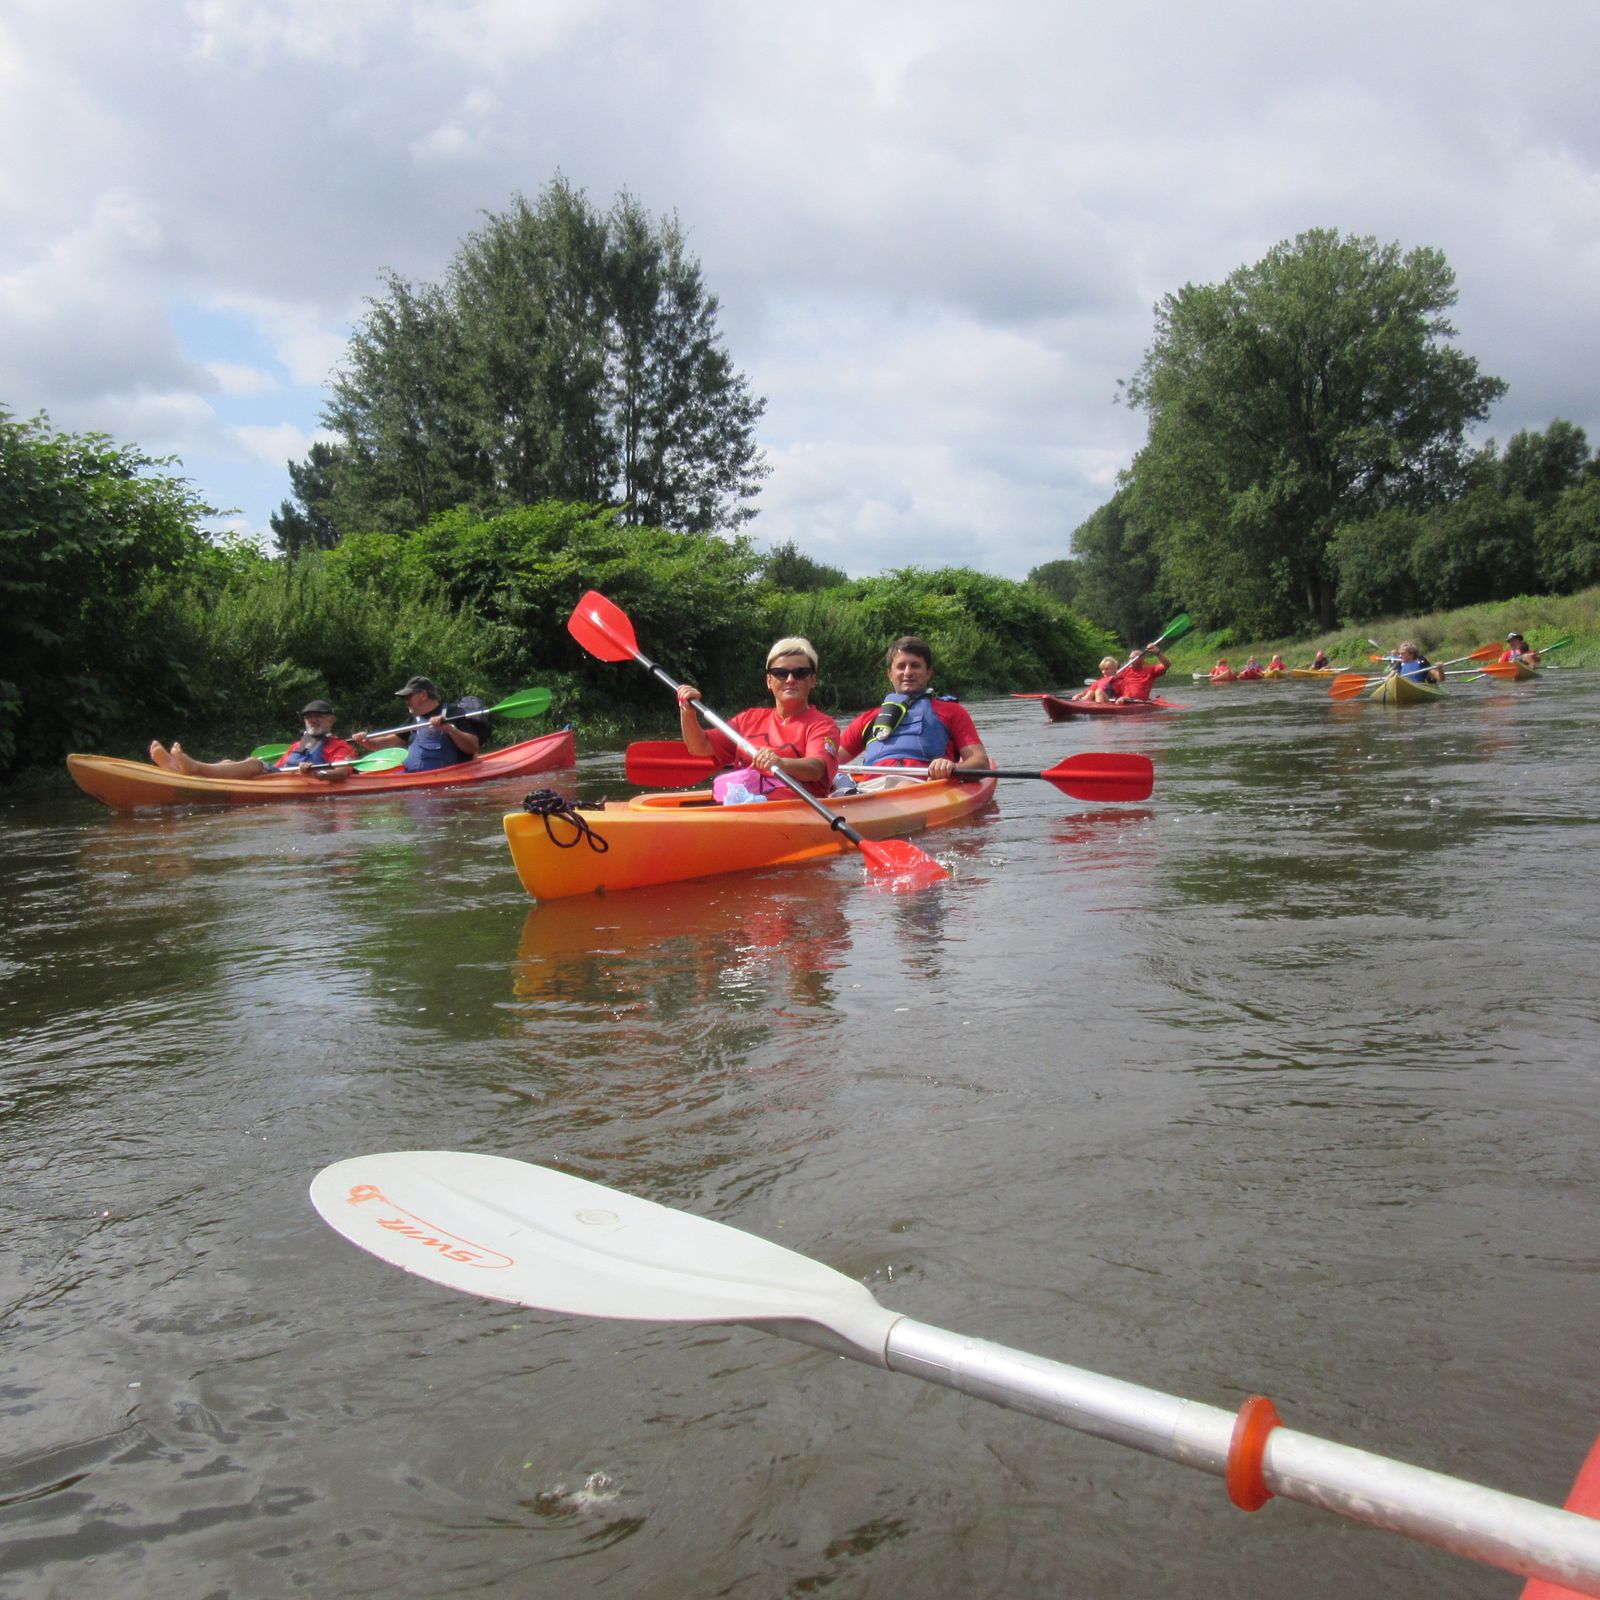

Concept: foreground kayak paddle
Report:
left=310, top=1151, right=1600, bottom=1597
left=568, top=591, right=949, bottom=886
left=623, top=741, right=1154, bottom=802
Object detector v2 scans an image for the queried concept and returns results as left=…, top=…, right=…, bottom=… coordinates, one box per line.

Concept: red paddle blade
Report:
left=857, top=837, right=950, bottom=885
left=567, top=590, right=640, bottom=663
left=1469, top=642, right=1504, bottom=662
left=1329, top=673, right=1377, bottom=699
left=625, top=742, right=716, bottom=786
left=1474, top=660, right=1526, bottom=679
left=1041, top=753, right=1154, bottom=801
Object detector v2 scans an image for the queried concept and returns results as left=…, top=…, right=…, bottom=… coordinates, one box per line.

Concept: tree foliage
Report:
left=0, top=409, right=217, bottom=774
left=311, top=179, right=767, bottom=539
left=270, top=440, right=344, bottom=555
left=760, top=539, right=848, bottom=593
left=1121, top=229, right=1507, bottom=634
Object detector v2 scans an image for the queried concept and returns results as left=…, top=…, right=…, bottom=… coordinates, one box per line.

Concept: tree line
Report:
left=0, top=411, right=1107, bottom=777
left=1033, top=230, right=1600, bottom=643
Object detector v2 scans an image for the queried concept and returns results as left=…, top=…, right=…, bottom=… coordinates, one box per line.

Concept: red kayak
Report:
left=1041, top=695, right=1181, bottom=721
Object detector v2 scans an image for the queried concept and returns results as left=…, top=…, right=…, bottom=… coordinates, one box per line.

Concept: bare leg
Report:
left=166, top=743, right=269, bottom=779
left=149, top=741, right=176, bottom=769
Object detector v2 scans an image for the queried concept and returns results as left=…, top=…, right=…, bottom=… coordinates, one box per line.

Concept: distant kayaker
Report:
left=149, top=699, right=357, bottom=781
left=1266, top=653, right=1287, bottom=673
left=1391, top=642, right=1444, bottom=684
left=1108, top=642, right=1171, bottom=703
left=1073, top=655, right=1122, bottom=702
left=1309, top=648, right=1330, bottom=670
left=678, top=637, right=842, bottom=799
left=1237, top=656, right=1265, bottom=681
left=1209, top=657, right=1235, bottom=683
left=1499, top=632, right=1540, bottom=665
left=839, top=636, right=990, bottom=778
left=356, top=677, right=489, bottom=771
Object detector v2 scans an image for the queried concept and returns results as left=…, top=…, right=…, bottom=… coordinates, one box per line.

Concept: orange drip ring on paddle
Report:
left=1226, top=1395, right=1283, bottom=1511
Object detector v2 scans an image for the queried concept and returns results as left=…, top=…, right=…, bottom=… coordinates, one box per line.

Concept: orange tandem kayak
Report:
left=503, top=774, right=998, bottom=899
left=68, top=730, right=575, bottom=812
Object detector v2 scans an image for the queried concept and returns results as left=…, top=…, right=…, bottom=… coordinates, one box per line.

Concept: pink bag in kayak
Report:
left=712, top=765, right=781, bottom=804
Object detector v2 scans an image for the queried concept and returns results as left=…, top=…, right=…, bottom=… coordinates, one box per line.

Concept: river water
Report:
left=3, top=674, right=1597, bottom=1599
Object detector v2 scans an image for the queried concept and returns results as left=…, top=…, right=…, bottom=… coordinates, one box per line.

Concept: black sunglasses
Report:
left=767, top=665, right=814, bottom=680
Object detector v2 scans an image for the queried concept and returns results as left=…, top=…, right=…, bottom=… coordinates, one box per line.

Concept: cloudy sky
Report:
left=5, top=0, right=1598, bottom=579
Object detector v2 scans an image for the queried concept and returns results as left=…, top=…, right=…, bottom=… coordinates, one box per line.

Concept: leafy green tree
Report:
left=760, top=539, right=847, bottom=592
left=0, top=409, right=216, bottom=773
left=270, top=441, right=345, bottom=555
left=1026, top=558, right=1080, bottom=607
left=305, top=178, right=766, bottom=539
left=1122, top=229, right=1507, bottom=633
left=1065, top=492, right=1169, bottom=643
left=1534, top=478, right=1600, bottom=592
left=1409, top=488, right=1538, bottom=609
left=1495, top=421, right=1591, bottom=507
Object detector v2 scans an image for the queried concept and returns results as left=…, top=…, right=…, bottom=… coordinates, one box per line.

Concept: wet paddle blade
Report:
left=856, top=837, right=951, bottom=885
left=1469, top=642, right=1505, bottom=661
left=250, top=743, right=291, bottom=761
left=568, top=590, right=642, bottom=663
left=310, top=1152, right=896, bottom=1350
left=350, top=749, right=408, bottom=772
left=1474, top=661, right=1531, bottom=680
left=1329, top=673, right=1378, bottom=700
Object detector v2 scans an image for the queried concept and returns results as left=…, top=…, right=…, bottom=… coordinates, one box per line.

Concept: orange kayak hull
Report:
left=503, top=775, right=998, bottom=899
left=67, top=731, right=576, bottom=812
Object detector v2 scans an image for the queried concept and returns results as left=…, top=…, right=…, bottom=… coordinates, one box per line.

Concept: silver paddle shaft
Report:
left=878, top=1317, right=1600, bottom=1596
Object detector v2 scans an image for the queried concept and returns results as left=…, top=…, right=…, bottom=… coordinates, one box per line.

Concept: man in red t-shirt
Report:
left=1109, top=645, right=1171, bottom=702
left=839, top=635, right=990, bottom=779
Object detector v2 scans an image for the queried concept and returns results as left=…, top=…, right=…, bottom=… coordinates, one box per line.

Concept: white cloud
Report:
left=2, top=0, right=1598, bottom=578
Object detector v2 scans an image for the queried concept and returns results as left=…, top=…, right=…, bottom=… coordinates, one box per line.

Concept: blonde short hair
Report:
left=766, top=636, right=818, bottom=670
left=1099, top=656, right=1119, bottom=674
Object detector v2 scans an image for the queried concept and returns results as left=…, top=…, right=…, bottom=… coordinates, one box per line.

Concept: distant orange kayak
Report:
left=503, top=774, right=997, bottom=899
left=68, top=731, right=575, bottom=812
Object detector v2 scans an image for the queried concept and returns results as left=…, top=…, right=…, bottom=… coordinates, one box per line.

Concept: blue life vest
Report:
left=280, top=736, right=333, bottom=769
left=860, top=692, right=955, bottom=766
left=1397, top=659, right=1432, bottom=681
left=402, top=703, right=475, bottom=771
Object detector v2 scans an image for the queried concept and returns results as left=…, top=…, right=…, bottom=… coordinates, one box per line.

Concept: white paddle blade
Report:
left=310, top=1152, right=898, bottom=1357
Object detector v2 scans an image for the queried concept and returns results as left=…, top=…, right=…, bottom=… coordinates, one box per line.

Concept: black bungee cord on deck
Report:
left=520, top=789, right=610, bottom=853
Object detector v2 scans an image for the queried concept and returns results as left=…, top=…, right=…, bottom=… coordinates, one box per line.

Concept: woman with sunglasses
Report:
left=676, top=636, right=842, bottom=797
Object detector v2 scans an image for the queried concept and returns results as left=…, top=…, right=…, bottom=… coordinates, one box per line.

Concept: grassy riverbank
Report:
left=1162, top=585, right=1600, bottom=674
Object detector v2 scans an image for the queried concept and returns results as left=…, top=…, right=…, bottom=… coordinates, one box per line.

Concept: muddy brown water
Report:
left=2, top=674, right=1597, bottom=1598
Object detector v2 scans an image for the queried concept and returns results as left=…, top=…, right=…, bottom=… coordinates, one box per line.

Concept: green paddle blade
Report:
left=483, top=687, right=552, bottom=718
left=1153, top=612, right=1191, bottom=646
left=250, top=743, right=292, bottom=761
left=350, top=748, right=409, bottom=772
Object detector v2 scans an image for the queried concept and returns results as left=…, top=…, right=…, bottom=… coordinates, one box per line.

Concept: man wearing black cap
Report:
left=355, top=677, right=490, bottom=771
left=1498, top=632, right=1541, bottom=665
left=149, top=700, right=358, bottom=780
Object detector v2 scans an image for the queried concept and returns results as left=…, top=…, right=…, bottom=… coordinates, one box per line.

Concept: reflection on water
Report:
left=2, top=681, right=1598, bottom=1599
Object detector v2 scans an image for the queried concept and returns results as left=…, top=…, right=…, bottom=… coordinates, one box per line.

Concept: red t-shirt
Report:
left=706, top=705, right=841, bottom=796
left=839, top=698, right=982, bottom=764
left=1110, top=660, right=1168, bottom=700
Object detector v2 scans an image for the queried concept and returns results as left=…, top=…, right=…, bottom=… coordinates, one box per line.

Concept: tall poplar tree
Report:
left=300, top=179, right=767, bottom=539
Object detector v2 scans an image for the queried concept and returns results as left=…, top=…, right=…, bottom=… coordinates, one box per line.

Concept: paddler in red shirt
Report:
left=1498, top=631, right=1540, bottom=665
left=148, top=699, right=358, bottom=782
left=1109, top=643, right=1171, bottom=703
left=839, top=635, right=991, bottom=778
left=677, top=636, right=841, bottom=798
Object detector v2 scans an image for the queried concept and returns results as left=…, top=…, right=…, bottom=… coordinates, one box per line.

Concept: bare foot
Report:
left=167, top=742, right=203, bottom=776
left=148, top=741, right=175, bottom=769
